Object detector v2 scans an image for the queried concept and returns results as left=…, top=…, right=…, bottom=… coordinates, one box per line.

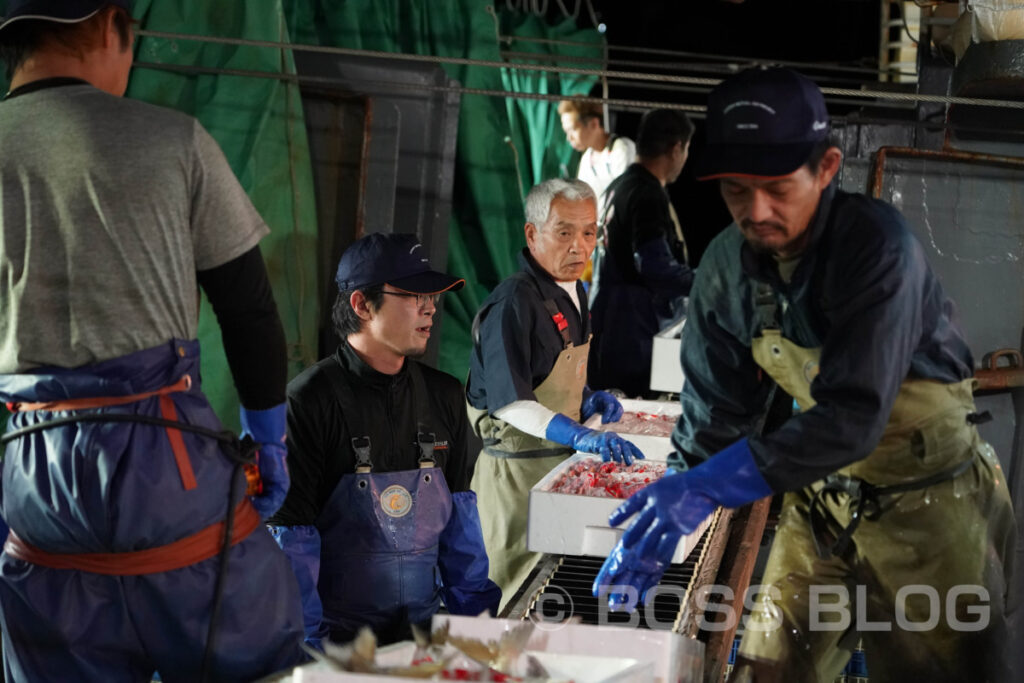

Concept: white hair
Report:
left=524, top=178, right=596, bottom=227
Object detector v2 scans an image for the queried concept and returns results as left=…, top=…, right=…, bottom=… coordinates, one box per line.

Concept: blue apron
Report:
left=316, top=360, right=453, bottom=645
left=0, top=340, right=304, bottom=683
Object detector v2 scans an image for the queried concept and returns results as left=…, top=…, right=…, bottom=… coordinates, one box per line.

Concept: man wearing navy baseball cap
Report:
left=267, top=232, right=500, bottom=648
left=0, top=1, right=309, bottom=681
left=594, top=66, right=1015, bottom=682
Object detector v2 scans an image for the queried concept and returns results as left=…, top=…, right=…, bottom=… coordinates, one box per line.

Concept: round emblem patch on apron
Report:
left=803, top=360, right=820, bottom=383
left=380, top=484, right=413, bottom=518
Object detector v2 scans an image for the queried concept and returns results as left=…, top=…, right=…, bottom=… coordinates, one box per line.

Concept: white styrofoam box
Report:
left=649, top=318, right=685, bottom=395
left=527, top=452, right=711, bottom=564
left=290, top=641, right=652, bottom=683
left=290, top=641, right=420, bottom=683
left=433, top=615, right=704, bottom=683
left=582, top=398, right=681, bottom=461
left=529, top=652, right=651, bottom=683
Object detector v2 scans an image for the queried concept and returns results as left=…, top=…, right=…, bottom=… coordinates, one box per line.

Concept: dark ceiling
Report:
left=593, top=0, right=882, bottom=65
left=563, top=0, right=895, bottom=261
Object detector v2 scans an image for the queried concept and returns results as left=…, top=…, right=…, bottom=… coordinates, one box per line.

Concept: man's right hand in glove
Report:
left=545, top=413, right=645, bottom=465
left=592, top=438, right=772, bottom=611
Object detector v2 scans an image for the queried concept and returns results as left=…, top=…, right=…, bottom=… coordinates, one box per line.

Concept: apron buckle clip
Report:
left=352, top=436, right=372, bottom=473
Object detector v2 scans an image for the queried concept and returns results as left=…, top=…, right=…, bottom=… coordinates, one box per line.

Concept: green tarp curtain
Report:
left=126, top=0, right=320, bottom=432
left=0, top=0, right=601, bottom=436
left=281, top=0, right=602, bottom=380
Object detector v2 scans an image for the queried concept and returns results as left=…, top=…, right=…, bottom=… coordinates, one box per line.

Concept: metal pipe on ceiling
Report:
left=134, top=29, right=1024, bottom=111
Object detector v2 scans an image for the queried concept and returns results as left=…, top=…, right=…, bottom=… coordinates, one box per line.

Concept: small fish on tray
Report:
left=306, top=619, right=559, bottom=681
left=305, top=627, right=452, bottom=678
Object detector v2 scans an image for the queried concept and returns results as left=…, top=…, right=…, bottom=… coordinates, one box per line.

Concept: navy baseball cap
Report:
left=695, top=66, right=830, bottom=180
left=0, top=0, right=133, bottom=34
left=335, top=233, right=465, bottom=294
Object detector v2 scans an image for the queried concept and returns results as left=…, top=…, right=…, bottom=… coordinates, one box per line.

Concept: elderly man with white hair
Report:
left=466, top=178, right=645, bottom=607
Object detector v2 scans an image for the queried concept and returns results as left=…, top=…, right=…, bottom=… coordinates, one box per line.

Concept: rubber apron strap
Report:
left=321, top=358, right=436, bottom=472
left=750, top=283, right=975, bottom=559
left=1, top=375, right=251, bottom=491
left=541, top=299, right=573, bottom=349
left=467, top=280, right=590, bottom=458
left=1, top=375, right=261, bottom=573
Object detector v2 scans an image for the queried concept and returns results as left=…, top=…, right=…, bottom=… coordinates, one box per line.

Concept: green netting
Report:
left=126, top=0, right=320, bottom=432
left=0, top=0, right=600, bottom=438
left=281, top=0, right=602, bottom=380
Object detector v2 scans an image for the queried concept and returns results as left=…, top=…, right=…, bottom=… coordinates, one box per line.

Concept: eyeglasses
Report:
left=381, top=291, right=443, bottom=308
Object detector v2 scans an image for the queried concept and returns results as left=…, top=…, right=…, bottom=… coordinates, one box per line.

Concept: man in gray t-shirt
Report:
left=0, top=1, right=305, bottom=681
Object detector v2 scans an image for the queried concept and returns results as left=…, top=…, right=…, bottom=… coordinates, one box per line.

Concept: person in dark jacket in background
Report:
left=594, top=67, right=1016, bottom=683
left=588, top=108, right=695, bottom=398
left=269, top=233, right=501, bottom=648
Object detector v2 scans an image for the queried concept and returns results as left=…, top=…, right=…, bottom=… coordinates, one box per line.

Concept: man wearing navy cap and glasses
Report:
left=268, top=232, right=501, bottom=648
left=594, top=66, right=1015, bottom=682
left=0, top=1, right=307, bottom=681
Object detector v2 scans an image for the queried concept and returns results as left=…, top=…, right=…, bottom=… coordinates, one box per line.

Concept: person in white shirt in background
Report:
left=559, top=99, right=636, bottom=203
left=558, top=100, right=636, bottom=291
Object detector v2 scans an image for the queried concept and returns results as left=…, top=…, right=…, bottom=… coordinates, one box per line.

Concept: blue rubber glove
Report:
left=269, top=525, right=327, bottom=651
left=545, top=413, right=645, bottom=465
left=438, top=491, right=502, bottom=616
left=592, top=438, right=772, bottom=611
left=240, top=404, right=290, bottom=520
left=581, top=390, right=624, bottom=424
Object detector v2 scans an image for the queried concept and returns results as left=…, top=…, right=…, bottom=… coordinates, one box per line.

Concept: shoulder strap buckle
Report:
left=417, top=430, right=436, bottom=468
left=542, top=299, right=572, bottom=349
left=754, top=282, right=781, bottom=331
left=351, top=436, right=372, bottom=473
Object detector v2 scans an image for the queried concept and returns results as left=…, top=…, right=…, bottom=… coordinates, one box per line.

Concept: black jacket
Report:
left=589, top=163, right=693, bottom=397
left=268, top=341, right=473, bottom=526
left=466, top=249, right=590, bottom=414
left=672, top=185, right=974, bottom=490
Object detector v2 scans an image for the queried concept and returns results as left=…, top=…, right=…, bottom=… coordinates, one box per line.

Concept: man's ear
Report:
left=99, top=6, right=120, bottom=50
left=524, top=222, right=538, bottom=250
left=350, top=290, right=373, bottom=321
left=816, top=146, right=843, bottom=188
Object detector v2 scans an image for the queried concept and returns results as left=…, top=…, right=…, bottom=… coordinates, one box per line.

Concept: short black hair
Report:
left=331, top=286, right=384, bottom=338
left=636, top=109, right=695, bottom=159
left=0, top=6, right=133, bottom=80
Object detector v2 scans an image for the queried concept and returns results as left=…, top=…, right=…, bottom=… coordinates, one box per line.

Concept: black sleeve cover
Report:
left=196, top=245, right=287, bottom=409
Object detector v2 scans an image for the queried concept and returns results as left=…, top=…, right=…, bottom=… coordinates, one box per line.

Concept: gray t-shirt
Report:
left=0, top=84, right=269, bottom=372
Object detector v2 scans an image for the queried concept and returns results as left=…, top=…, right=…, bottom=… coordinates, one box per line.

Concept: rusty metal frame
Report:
left=868, top=145, right=1024, bottom=199
left=691, top=498, right=771, bottom=683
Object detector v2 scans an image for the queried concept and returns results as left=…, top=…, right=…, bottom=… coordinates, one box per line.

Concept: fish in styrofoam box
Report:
left=290, top=640, right=428, bottom=683
left=549, top=459, right=669, bottom=499
left=288, top=620, right=655, bottom=683
left=527, top=453, right=712, bottom=564
left=433, top=615, right=704, bottom=683
left=582, top=399, right=681, bottom=461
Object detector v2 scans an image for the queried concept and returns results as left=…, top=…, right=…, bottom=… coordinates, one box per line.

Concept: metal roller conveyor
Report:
left=505, top=511, right=719, bottom=632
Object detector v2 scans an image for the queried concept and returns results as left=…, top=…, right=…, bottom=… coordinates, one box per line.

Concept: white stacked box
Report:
left=582, top=398, right=681, bottom=461
left=649, top=317, right=686, bottom=395
left=290, top=631, right=654, bottom=683
left=527, top=451, right=712, bottom=564
left=433, top=615, right=704, bottom=683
